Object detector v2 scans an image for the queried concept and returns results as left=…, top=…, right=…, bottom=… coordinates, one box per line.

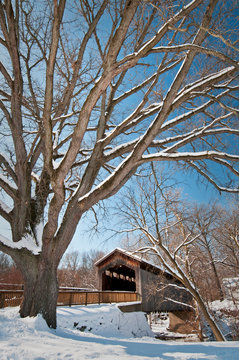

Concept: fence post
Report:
left=85, top=292, right=88, bottom=306
left=0, top=293, right=5, bottom=308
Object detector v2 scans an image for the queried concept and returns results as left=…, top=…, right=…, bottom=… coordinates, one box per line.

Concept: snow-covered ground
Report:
left=0, top=304, right=239, bottom=360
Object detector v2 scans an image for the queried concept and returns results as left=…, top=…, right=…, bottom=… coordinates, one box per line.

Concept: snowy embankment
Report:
left=0, top=304, right=239, bottom=360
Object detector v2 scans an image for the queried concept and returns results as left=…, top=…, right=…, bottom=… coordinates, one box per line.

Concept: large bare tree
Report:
left=0, top=0, right=238, bottom=328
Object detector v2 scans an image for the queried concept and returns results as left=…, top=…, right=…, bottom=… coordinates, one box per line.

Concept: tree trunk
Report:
left=16, top=252, right=58, bottom=329
left=195, top=291, right=225, bottom=341
left=186, top=281, right=226, bottom=341
left=209, top=254, right=224, bottom=301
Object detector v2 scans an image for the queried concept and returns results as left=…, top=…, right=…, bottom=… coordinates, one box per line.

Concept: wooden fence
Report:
left=0, top=290, right=140, bottom=309
left=0, top=290, right=23, bottom=308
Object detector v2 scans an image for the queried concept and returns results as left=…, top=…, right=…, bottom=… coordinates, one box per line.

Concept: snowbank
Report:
left=57, top=303, right=154, bottom=338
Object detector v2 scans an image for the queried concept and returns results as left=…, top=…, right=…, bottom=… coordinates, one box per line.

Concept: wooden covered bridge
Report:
left=95, top=248, right=196, bottom=333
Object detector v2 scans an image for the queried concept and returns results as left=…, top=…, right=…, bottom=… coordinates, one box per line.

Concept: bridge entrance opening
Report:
left=102, top=265, right=136, bottom=292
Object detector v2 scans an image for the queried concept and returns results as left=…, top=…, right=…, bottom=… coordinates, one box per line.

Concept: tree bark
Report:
left=15, top=252, right=58, bottom=329
left=208, top=252, right=224, bottom=301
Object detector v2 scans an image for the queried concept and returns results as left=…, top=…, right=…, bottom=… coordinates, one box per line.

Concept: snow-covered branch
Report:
left=0, top=200, right=12, bottom=222
left=150, top=43, right=239, bottom=68
left=150, top=127, right=238, bottom=153
left=141, top=151, right=239, bottom=163
left=0, top=152, right=17, bottom=183
left=117, top=0, right=203, bottom=70
left=173, top=66, right=236, bottom=107
left=164, top=296, right=195, bottom=311
left=187, top=161, right=239, bottom=193
left=0, top=175, right=17, bottom=199
left=0, top=233, right=41, bottom=256
left=174, top=233, right=201, bottom=259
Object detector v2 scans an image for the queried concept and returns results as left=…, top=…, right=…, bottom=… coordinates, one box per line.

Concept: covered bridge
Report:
left=95, top=248, right=196, bottom=333
left=95, top=248, right=193, bottom=313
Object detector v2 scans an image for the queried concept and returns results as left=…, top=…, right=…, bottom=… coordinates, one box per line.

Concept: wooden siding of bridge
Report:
left=0, top=290, right=140, bottom=308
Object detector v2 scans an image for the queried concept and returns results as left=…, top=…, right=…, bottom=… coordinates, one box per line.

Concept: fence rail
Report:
left=0, top=290, right=140, bottom=308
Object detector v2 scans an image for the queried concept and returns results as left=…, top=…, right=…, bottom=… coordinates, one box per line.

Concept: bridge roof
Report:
left=95, top=247, right=173, bottom=279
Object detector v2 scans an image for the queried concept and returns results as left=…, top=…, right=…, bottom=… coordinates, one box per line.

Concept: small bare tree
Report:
left=58, top=250, right=81, bottom=287
left=186, top=204, right=224, bottom=301
left=0, top=0, right=238, bottom=328
left=58, top=249, right=104, bottom=289
left=185, top=202, right=239, bottom=302
left=215, top=202, right=239, bottom=274
left=118, top=165, right=226, bottom=340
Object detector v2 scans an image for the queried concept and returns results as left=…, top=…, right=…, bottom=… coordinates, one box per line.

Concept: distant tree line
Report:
left=58, top=249, right=105, bottom=289
left=0, top=250, right=105, bottom=290
left=0, top=253, right=23, bottom=288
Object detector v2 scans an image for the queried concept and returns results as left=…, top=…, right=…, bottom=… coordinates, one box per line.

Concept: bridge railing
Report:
left=0, top=290, right=141, bottom=308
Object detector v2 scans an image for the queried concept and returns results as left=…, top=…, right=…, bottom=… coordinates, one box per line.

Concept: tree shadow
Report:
left=54, top=327, right=239, bottom=359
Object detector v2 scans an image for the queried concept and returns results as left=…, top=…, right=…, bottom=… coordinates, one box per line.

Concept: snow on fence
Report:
left=0, top=290, right=23, bottom=308
left=0, top=290, right=140, bottom=308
